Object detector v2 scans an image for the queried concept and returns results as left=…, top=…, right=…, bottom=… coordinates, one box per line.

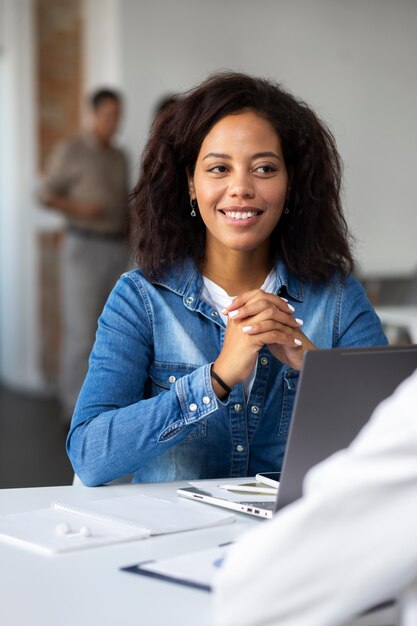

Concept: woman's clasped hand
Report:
left=215, top=290, right=313, bottom=391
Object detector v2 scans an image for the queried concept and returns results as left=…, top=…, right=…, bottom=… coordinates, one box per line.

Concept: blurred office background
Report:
left=1, top=0, right=416, bottom=488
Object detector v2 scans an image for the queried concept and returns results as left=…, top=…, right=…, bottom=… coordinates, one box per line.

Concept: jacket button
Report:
left=260, top=357, right=268, bottom=366
left=168, top=375, right=176, bottom=384
left=234, top=403, right=242, bottom=412
left=202, top=396, right=211, bottom=405
left=185, top=296, right=194, bottom=304
left=189, top=403, right=198, bottom=412
left=251, top=405, right=260, bottom=414
left=236, top=444, right=244, bottom=452
left=211, top=310, right=219, bottom=318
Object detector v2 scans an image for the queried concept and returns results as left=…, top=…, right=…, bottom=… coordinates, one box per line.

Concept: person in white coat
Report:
left=213, top=368, right=417, bottom=626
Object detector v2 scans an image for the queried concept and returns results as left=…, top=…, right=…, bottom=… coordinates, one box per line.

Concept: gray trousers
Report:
left=59, top=232, right=130, bottom=421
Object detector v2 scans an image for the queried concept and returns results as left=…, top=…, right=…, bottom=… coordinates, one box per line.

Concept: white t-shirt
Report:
left=201, top=270, right=276, bottom=399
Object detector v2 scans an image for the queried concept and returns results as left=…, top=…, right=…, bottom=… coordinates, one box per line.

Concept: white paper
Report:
left=0, top=494, right=235, bottom=556
left=67, top=494, right=236, bottom=535
left=137, top=544, right=230, bottom=589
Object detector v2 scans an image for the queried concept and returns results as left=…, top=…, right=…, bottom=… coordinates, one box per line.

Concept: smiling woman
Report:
left=66, top=72, right=387, bottom=487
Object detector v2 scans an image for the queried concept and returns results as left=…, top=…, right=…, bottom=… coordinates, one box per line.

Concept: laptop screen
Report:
left=275, top=345, right=417, bottom=511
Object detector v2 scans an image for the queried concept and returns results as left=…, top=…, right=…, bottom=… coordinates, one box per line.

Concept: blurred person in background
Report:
left=40, top=88, right=130, bottom=424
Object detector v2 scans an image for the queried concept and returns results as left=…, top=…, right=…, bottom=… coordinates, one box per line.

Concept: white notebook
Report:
left=0, top=494, right=235, bottom=556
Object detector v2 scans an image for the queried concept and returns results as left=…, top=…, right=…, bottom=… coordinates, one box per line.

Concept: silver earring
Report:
left=284, top=199, right=290, bottom=215
left=190, top=198, right=197, bottom=217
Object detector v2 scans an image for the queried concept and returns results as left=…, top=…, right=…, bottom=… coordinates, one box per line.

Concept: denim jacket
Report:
left=67, top=258, right=387, bottom=486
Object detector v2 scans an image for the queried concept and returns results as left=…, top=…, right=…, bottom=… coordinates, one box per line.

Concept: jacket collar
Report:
left=153, top=259, right=202, bottom=310
left=274, top=259, right=304, bottom=302
left=153, top=257, right=304, bottom=304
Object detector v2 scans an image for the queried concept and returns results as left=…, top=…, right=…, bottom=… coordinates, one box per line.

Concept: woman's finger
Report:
left=240, top=320, right=304, bottom=347
left=225, top=300, right=295, bottom=320
left=223, top=290, right=294, bottom=317
left=228, top=300, right=302, bottom=328
left=246, top=305, right=303, bottom=328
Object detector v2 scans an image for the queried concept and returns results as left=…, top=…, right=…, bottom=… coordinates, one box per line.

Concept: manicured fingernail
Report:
left=228, top=310, right=239, bottom=318
left=287, top=304, right=295, bottom=312
left=242, top=326, right=252, bottom=332
left=295, top=318, right=303, bottom=326
left=221, top=308, right=228, bottom=314
left=294, top=338, right=302, bottom=346
left=281, top=297, right=288, bottom=302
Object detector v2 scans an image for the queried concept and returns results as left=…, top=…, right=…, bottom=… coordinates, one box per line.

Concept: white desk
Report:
left=0, top=481, right=256, bottom=626
left=0, top=482, right=399, bottom=626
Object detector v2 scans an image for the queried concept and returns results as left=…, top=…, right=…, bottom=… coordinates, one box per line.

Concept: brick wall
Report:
left=36, top=0, right=83, bottom=172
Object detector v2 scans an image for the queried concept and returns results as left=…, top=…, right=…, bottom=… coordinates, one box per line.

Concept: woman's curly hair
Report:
left=130, top=71, right=353, bottom=282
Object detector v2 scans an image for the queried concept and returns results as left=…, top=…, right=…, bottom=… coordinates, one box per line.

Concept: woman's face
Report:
left=188, top=110, right=289, bottom=258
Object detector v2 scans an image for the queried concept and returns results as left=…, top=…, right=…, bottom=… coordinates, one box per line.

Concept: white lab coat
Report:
left=213, top=369, right=417, bottom=626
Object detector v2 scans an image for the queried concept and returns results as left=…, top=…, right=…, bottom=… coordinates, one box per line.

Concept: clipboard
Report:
left=120, top=543, right=232, bottom=592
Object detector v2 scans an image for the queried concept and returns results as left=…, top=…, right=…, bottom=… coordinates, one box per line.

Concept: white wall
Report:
left=0, top=0, right=43, bottom=390
left=83, top=0, right=123, bottom=93
left=115, top=0, right=417, bottom=278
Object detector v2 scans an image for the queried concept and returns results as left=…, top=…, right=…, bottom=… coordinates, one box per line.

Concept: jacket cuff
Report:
left=176, top=362, right=229, bottom=423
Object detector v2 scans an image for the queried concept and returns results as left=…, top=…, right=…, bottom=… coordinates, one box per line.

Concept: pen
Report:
left=219, top=484, right=278, bottom=496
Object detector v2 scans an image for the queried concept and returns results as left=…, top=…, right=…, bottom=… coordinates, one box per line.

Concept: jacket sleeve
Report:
left=66, top=274, right=222, bottom=486
left=213, top=369, right=417, bottom=626
left=335, top=274, right=388, bottom=347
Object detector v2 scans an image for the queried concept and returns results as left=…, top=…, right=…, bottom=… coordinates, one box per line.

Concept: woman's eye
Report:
left=208, top=165, right=228, bottom=174
left=254, top=164, right=277, bottom=174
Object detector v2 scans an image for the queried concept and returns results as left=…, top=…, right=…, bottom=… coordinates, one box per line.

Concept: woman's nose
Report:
left=228, top=170, right=255, bottom=198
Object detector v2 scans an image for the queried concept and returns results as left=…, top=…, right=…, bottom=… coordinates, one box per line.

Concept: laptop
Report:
left=178, top=344, right=417, bottom=518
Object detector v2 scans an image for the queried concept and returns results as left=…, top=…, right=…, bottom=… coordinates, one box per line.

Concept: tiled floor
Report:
left=0, top=384, right=74, bottom=489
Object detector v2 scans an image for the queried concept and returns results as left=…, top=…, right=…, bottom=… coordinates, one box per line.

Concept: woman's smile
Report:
left=220, top=206, right=262, bottom=219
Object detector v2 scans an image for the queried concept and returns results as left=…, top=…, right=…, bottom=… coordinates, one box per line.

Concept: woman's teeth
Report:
left=223, top=211, right=259, bottom=220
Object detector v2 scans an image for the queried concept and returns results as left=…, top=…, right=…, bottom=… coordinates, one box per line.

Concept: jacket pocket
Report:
left=149, top=361, right=197, bottom=395
left=277, top=369, right=299, bottom=437
left=151, top=361, right=207, bottom=442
